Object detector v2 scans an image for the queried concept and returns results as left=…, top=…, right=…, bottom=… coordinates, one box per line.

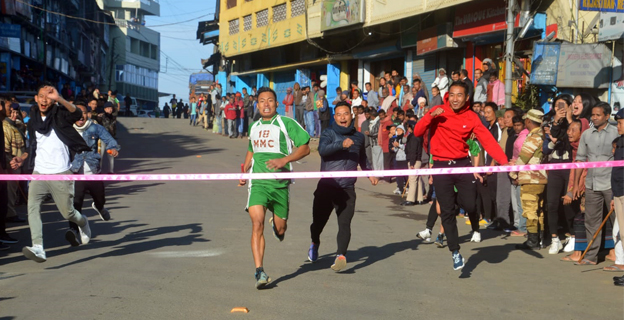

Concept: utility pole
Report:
left=504, top=0, right=515, bottom=109
left=108, top=38, right=116, bottom=91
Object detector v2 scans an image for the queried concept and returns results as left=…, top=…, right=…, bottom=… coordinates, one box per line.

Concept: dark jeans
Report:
left=310, top=185, right=357, bottom=256
left=0, top=181, right=7, bottom=236
left=477, top=174, right=497, bottom=221
left=546, top=168, right=570, bottom=236
left=69, top=180, right=106, bottom=231
left=295, top=105, right=305, bottom=126
left=426, top=198, right=438, bottom=230
left=432, top=158, right=480, bottom=252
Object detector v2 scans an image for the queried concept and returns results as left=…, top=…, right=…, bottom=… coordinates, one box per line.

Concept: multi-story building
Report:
left=0, top=0, right=111, bottom=94
left=99, top=0, right=160, bottom=109
left=205, top=0, right=619, bottom=115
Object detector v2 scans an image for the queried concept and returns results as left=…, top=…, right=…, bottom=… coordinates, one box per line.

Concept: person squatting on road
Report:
left=239, top=87, right=311, bottom=289
left=64, top=102, right=120, bottom=247
left=412, top=81, right=509, bottom=271
left=21, top=83, right=93, bottom=263
left=307, top=101, right=378, bottom=272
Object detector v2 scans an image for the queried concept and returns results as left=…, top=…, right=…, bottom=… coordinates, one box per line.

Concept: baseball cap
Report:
left=104, top=102, right=114, bottom=109
left=615, top=108, right=624, bottom=121
left=10, top=103, right=20, bottom=110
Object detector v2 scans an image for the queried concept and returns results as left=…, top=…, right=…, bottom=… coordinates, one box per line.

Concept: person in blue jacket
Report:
left=65, top=102, right=119, bottom=246
left=307, top=101, right=378, bottom=272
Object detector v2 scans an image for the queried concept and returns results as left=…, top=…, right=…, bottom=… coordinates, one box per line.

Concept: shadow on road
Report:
left=45, top=223, right=208, bottom=270
left=459, top=243, right=543, bottom=279
left=270, top=238, right=422, bottom=286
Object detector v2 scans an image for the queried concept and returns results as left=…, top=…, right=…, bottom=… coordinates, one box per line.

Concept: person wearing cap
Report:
left=3, top=103, right=27, bottom=224
left=612, top=109, right=624, bottom=286
left=107, top=90, right=119, bottom=116
left=307, top=101, right=377, bottom=271
left=412, top=81, right=508, bottom=270
left=432, top=68, right=449, bottom=97
left=511, top=109, right=547, bottom=250
left=572, top=102, right=619, bottom=265
left=282, top=87, right=294, bottom=119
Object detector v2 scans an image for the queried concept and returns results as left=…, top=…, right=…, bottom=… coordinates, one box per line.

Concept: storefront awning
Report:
left=231, top=57, right=329, bottom=76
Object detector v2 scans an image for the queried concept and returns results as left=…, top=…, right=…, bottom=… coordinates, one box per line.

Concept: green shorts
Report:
left=247, top=185, right=290, bottom=220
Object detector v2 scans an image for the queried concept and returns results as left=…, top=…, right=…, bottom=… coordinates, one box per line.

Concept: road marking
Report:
left=149, top=249, right=223, bottom=258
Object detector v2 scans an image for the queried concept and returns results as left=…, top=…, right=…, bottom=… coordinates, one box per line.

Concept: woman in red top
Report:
left=282, top=87, right=294, bottom=118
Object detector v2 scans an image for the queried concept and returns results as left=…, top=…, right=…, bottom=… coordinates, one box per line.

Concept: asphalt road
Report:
left=1, top=117, right=621, bottom=320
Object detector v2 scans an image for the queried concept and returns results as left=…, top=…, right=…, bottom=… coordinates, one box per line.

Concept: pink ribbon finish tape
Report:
left=1, top=160, right=622, bottom=181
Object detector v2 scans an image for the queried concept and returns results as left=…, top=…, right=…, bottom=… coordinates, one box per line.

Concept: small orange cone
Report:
left=196, top=155, right=202, bottom=158
left=230, top=307, right=249, bottom=313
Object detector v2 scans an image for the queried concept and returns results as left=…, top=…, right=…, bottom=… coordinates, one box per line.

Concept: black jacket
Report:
left=26, top=104, right=90, bottom=172
left=318, top=121, right=369, bottom=189
left=405, top=134, right=423, bottom=165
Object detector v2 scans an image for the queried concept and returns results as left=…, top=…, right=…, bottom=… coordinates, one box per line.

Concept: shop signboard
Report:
left=453, top=0, right=507, bottom=38
left=579, top=0, right=624, bottom=12
left=417, top=23, right=456, bottom=55
left=321, top=0, right=365, bottom=32
left=530, top=42, right=561, bottom=86
left=599, top=12, right=624, bottom=41
left=556, top=43, right=611, bottom=89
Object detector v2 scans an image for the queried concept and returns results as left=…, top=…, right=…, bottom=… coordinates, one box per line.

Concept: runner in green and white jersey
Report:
left=239, top=87, right=310, bottom=289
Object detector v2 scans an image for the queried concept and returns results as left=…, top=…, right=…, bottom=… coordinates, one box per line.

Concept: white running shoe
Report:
left=393, top=188, right=401, bottom=195
left=78, top=218, right=92, bottom=244
left=22, top=245, right=46, bottom=263
left=563, top=237, right=575, bottom=253
left=549, top=238, right=563, bottom=254
left=417, top=228, right=432, bottom=241
left=470, top=231, right=481, bottom=243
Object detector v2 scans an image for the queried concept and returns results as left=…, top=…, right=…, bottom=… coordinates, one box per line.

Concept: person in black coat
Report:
left=460, top=69, right=474, bottom=102
left=307, top=101, right=379, bottom=272
left=402, top=120, right=424, bottom=206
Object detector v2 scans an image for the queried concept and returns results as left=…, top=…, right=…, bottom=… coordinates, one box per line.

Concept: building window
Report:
left=273, top=3, right=286, bottom=22
left=291, top=0, right=305, bottom=17
left=229, top=18, right=239, bottom=35
left=227, top=0, right=236, bottom=9
left=243, top=15, right=252, bottom=31
left=256, top=9, right=268, bottom=28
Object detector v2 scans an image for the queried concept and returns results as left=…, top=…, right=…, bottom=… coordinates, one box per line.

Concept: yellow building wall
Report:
left=544, top=0, right=599, bottom=43
left=219, top=0, right=307, bottom=57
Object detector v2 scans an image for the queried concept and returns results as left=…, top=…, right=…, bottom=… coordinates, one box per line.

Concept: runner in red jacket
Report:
left=413, top=81, right=508, bottom=271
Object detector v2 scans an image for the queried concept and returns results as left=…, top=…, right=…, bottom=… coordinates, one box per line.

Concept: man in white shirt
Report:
left=19, top=84, right=93, bottom=262
left=431, top=68, right=449, bottom=97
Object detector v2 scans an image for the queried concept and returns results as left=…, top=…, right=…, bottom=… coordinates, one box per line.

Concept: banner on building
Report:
left=417, top=23, right=456, bottom=56
left=556, top=43, right=611, bottom=88
left=579, top=0, right=624, bottom=13
left=321, top=0, right=365, bottom=32
left=599, top=12, right=624, bottom=41
left=453, top=0, right=507, bottom=38
left=531, top=42, right=561, bottom=86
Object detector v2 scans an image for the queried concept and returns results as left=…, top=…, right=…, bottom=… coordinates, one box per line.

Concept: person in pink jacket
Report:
left=487, top=72, right=505, bottom=107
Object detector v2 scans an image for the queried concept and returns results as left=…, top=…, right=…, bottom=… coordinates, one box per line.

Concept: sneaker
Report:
left=331, top=254, right=347, bottom=272
left=22, top=245, right=46, bottom=263
left=470, top=231, right=481, bottom=243
left=416, top=228, right=431, bottom=241
left=0, top=243, right=9, bottom=251
left=465, top=219, right=472, bottom=225
left=435, top=234, right=445, bottom=248
left=308, top=243, right=319, bottom=262
left=0, top=233, right=18, bottom=244
left=393, top=188, right=401, bottom=195
left=549, top=238, right=563, bottom=254
left=452, top=251, right=465, bottom=270
left=65, top=229, right=81, bottom=247
left=563, top=237, right=575, bottom=253
left=269, top=217, right=284, bottom=242
left=92, top=202, right=110, bottom=221
left=479, top=219, right=489, bottom=226
left=78, top=218, right=92, bottom=244
left=254, top=270, right=271, bottom=289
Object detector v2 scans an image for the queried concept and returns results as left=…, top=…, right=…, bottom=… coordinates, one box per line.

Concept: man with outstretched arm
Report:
left=19, top=83, right=92, bottom=262
left=239, top=87, right=310, bottom=289
left=412, top=81, right=509, bottom=270
left=307, top=101, right=378, bottom=272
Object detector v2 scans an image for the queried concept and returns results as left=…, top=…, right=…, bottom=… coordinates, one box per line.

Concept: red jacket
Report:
left=378, top=115, right=394, bottom=153
left=413, top=101, right=508, bottom=165
left=224, top=103, right=237, bottom=120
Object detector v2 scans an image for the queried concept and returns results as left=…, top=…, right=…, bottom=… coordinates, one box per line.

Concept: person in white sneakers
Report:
left=18, top=83, right=92, bottom=262
left=64, top=103, right=120, bottom=246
